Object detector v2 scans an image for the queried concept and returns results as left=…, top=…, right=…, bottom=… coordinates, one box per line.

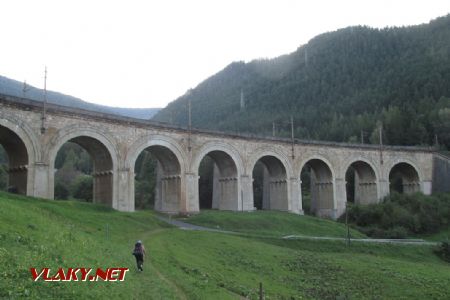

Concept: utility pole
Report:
left=272, top=122, right=276, bottom=137
left=304, top=48, right=308, bottom=67
left=188, top=97, right=192, bottom=152
left=379, top=123, right=383, bottom=165
left=345, top=202, right=351, bottom=246
left=240, top=89, right=245, bottom=112
left=169, top=110, right=174, bottom=124
left=291, top=116, right=295, bottom=159
left=22, top=80, right=30, bottom=99
left=40, top=66, right=47, bottom=134
left=259, top=282, right=264, bottom=300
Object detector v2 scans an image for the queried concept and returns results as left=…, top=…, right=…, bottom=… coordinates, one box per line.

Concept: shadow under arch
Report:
left=126, top=136, right=187, bottom=213
left=389, top=162, right=421, bottom=194
left=0, top=125, right=29, bottom=194
left=344, top=160, right=378, bottom=205
left=0, top=116, right=40, bottom=196
left=193, top=143, right=242, bottom=211
left=300, top=157, right=335, bottom=217
left=251, top=154, right=289, bottom=211
left=136, top=145, right=182, bottom=212
left=48, top=127, right=118, bottom=207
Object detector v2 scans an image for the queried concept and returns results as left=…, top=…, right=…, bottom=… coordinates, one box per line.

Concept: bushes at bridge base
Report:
left=54, top=180, right=69, bottom=200
left=340, top=192, right=450, bottom=239
left=71, top=175, right=93, bottom=201
left=434, top=241, right=450, bottom=262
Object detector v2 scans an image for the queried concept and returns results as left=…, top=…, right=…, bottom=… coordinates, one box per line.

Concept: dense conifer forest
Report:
left=154, top=15, right=450, bottom=150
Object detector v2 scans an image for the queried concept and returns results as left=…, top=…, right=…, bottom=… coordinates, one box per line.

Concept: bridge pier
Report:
left=160, top=175, right=182, bottom=212
left=269, top=179, right=289, bottom=210
left=334, top=177, right=346, bottom=219
left=378, top=179, right=390, bottom=200
left=261, top=165, right=270, bottom=209
left=421, top=180, right=432, bottom=195
left=117, top=168, right=134, bottom=211
left=154, top=162, right=162, bottom=211
left=211, top=163, right=220, bottom=209
left=217, top=177, right=238, bottom=210
left=30, top=162, right=51, bottom=198
left=92, top=171, right=113, bottom=206
left=289, top=177, right=303, bottom=214
left=185, top=172, right=200, bottom=213
left=354, top=180, right=378, bottom=205
left=312, top=181, right=334, bottom=218
left=240, top=175, right=254, bottom=211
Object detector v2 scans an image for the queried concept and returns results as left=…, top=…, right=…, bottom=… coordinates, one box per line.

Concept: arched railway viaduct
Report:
left=1, top=94, right=447, bottom=219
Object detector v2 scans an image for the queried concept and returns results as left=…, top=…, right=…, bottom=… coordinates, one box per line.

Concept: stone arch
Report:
left=248, top=149, right=292, bottom=211
left=247, top=148, right=294, bottom=178
left=388, top=160, right=421, bottom=194
left=0, top=115, right=40, bottom=196
left=343, top=158, right=379, bottom=205
left=192, top=142, right=243, bottom=211
left=299, top=155, right=336, bottom=180
left=386, top=158, right=422, bottom=182
left=47, top=126, right=119, bottom=208
left=299, top=156, right=335, bottom=218
left=126, top=135, right=187, bottom=213
left=192, top=142, right=244, bottom=176
left=126, top=135, right=187, bottom=172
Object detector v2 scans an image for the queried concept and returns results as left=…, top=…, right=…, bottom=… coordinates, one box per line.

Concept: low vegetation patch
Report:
left=181, top=210, right=366, bottom=238
left=434, top=241, right=450, bottom=262
left=342, top=193, right=450, bottom=240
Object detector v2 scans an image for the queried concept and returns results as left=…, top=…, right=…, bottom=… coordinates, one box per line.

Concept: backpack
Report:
left=133, top=243, right=143, bottom=255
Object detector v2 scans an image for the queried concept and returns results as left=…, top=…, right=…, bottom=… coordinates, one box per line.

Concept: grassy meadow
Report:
left=0, top=191, right=449, bottom=299
left=179, top=210, right=366, bottom=238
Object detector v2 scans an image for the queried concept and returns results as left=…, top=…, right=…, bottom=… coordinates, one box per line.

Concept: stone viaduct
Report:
left=0, top=94, right=445, bottom=219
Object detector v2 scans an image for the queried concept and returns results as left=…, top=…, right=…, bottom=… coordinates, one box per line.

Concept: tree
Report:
left=134, top=151, right=157, bottom=209
left=0, top=165, right=8, bottom=191
left=55, top=180, right=69, bottom=200
left=71, top=175, right=93, bottom=201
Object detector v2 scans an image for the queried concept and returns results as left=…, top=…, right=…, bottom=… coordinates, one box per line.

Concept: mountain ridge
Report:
left=0, top=75, right=160, bottom=119
left=153, top=14, right=450, bottom=149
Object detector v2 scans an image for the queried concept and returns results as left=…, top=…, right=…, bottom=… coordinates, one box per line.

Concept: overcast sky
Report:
left=1, top=0, right=449, bottom=108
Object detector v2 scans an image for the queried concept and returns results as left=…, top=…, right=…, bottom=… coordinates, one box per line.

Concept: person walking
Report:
left=132, top=240, right=146, bottom=271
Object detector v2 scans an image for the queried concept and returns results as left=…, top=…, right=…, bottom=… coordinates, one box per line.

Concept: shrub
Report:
left=0, top=165, right=7, bottom=191
left=71, top=175, right=93, bottom=201
left=342, top=192, right=450, bottom=238
left=55, top=181, right=69, bottom=200
left=434, top=241, right=450, bottom=262
left=383, top=226, right=409, bottom=239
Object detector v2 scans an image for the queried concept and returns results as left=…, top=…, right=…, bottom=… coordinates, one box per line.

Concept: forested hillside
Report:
left=154, top=15, right=450, bottom=149
left=0, top=75, right=160, bottom=119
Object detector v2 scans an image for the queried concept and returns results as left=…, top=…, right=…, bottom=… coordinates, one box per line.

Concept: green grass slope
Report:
left=1, top=192, right=449, bottom=299
left=151, top=231, right=449, bottom=299
left=0, top=192, right=175, bottom=299
left=180, top=210, right=366, bottom=238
